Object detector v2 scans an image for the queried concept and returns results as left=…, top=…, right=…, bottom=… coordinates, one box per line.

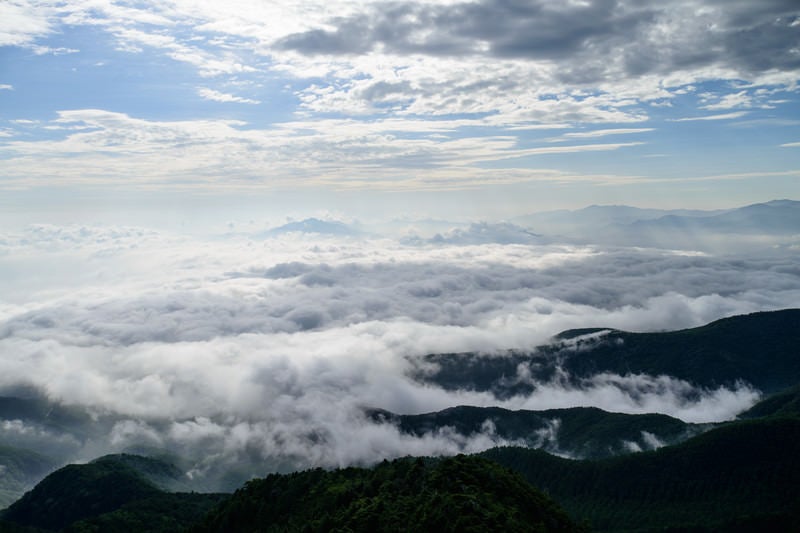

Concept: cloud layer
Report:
left=1, top=225, right=797, bottom=484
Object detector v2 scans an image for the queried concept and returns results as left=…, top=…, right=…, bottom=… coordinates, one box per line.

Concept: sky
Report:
left=1, top=0, right=799, bottom=227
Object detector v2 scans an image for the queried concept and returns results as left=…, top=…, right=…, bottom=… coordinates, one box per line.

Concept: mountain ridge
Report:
left=510, top=199, right=800, bottom=251
left=417, top=308, right=800, bottom=397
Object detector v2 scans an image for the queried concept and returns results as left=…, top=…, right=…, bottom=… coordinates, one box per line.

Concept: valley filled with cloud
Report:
left=1, top=220, right=796, bottom=486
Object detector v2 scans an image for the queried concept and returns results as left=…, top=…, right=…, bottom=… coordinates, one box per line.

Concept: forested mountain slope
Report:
left=418, top=309, right=800, bottom=396
left=482, top=416, right=800, bottom=531
left=193, top=455, right=585, bottom=533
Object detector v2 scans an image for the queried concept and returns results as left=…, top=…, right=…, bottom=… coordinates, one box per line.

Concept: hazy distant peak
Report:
left=510, top=198, right=800, bottom=252
left=744, top=199, right=799, bottom=209
left=262, top=218, right=361, bottom=237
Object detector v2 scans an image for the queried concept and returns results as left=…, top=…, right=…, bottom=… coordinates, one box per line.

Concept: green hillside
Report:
left=4, top=412, right=799, bottom=532
left=0, top=454, right=224, bottom=532
left=482, top=416, right=800, bottom=531
left=3, top=309, right=798, bottom=531
left=738, top=384, right=800, bottom=419
left=553, top=309, right=800, bottom=392
left=420, top=309, right=800, bottom=395
left=193, top=455, right=585, bottom=533
left=371, top=405, right=701, bottom=458
left=66, top=492, right=228, bottom=533
left=0, top=446, right=57, bottom=511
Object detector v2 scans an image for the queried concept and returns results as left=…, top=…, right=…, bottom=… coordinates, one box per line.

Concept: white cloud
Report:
left=0, top=84, right=13, bottom=91
left=0, top=1, right=55, bottom=47
left=700, top=90, right=754, bottom=111
left=30, top=45, right=79, bottom=55
left=6, top=1, right=796, bottom=128
left=0, top=226, right=796, bottom=482
left=507, top=371, right=759, bottom=424
left=671, top=111, right=749, bottom=122
left=197, top=87, right=260, bottom=104
left=0, top=110, right=649, bottom=190
left=556, top=128, right=654, bottom=139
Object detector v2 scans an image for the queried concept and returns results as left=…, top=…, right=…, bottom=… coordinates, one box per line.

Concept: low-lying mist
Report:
left=1, top=223, right=798, bottom=489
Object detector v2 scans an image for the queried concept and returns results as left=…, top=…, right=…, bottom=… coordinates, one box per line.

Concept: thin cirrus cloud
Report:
left=546, top=128, right=654, bottom=142
left=670, top=111, right=750, bottom=122
left=0, top=1, right=798, bottom=202
left=0, top=110, right=651, bottom=189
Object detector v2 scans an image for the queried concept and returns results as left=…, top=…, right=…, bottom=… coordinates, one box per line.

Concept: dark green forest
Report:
left=2, top=309, right=799, bottom=532
left=482, top=416, right=800, bottom=531
left=418, top=309, right=800, bottom=396
left=0, top=455, right=226, bottom=532
left=3, top=404, right=800, bottom=532
left=193, top=455, right=585, bottom=533
left=370, top=405, right=701, bottom=459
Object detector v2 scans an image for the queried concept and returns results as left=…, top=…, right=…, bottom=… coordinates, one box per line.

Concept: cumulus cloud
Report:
left=197, top=88, right=260, bottom=105
left=276, top=1, right=799, bottom=75
left=0, top=1, right=55, bottom=47
left=2, top=6, right=795, bottom=193
left=0, top=419, right=85, bottom=459
left=421, top=222, right=546, bottom=245
left=268, top=0, right=800, bottom=117
left=6, top=0, right=798, bottom=127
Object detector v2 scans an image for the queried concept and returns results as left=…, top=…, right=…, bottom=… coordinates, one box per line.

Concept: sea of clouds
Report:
left=1, top=223, right=798, bottom=484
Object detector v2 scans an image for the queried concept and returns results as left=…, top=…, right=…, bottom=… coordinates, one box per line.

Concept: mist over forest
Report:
left=1, top=200, right=798, bottom=499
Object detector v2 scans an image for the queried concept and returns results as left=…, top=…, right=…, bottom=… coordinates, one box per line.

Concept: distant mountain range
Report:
left=255, top=200, right=800, bottom=251
left=513, top=203, right=729, bottom=229
left=513, top=199, right=800, bottom=232
left=512, top=199, right=800, bottom=251
left=627, top=199, right=800, bottom=234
